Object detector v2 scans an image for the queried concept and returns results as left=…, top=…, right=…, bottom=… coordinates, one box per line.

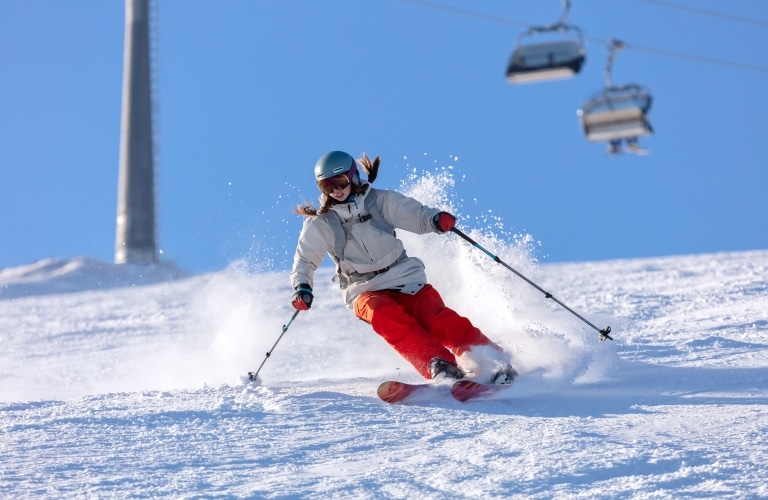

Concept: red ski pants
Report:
left=353, top=284, right=499, bottom=379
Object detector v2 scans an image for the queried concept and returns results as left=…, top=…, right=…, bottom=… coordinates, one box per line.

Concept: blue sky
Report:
left=1, top=0, right=766, bottom=274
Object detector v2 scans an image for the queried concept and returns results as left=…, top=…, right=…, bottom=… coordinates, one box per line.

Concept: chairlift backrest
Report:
left=506, top=24, right=586, bottom=84
left=581, top=86, right=652, bottom=114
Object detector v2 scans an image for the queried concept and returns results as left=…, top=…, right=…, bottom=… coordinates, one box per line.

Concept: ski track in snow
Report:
left=1, top=247, right=768, bottom=499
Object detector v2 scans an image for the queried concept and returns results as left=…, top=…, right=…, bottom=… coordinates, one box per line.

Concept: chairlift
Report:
left=579, top=85, right=653, bottom=143
left=505, top=0, right=586, bottom=84
left=506, top=26, right=586, bottom=84
left=577, top=40, right=653, bottom=155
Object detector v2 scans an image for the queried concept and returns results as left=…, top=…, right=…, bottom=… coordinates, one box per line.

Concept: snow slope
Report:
left=2, top=242, right=767, bottom=498
left=2, top=171, right=767, bottom=499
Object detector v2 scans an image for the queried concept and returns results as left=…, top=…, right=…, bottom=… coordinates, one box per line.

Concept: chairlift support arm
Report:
left=558, top=0, right=571, bottom=25
left=527, top=0, right=574, bottom=35
left=604, top=39, right=626, bottom=88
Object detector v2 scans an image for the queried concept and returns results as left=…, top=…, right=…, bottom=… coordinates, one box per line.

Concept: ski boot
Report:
left=491, top=364, right=518, bottom=385
left=429, top=358, right=465, bottom=381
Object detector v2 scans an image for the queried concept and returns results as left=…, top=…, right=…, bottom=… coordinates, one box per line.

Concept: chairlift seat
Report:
left=580, top=108, right=653, bottom=142
left=506, top=40, right=585, bottom=84
left=578, top=86, right=653, bottom=142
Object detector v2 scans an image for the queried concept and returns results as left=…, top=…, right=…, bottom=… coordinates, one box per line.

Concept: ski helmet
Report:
left=314, top=151, right=360, bottom=185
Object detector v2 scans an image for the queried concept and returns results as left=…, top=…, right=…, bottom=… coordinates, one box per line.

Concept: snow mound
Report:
left=0, top=256, right=191, bottom=299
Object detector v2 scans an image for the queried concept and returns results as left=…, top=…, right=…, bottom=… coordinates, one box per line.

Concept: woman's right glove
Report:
left=291, top=284, right=314, bottom=310
left=432, top=212, right=456, bottom=233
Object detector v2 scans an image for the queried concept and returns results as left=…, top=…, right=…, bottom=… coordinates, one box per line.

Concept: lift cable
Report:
left=633, top=0, right=768, bottom=29
left=398, top=0, right=768, bottom=75
left=583, top=33, right=768, bottom=75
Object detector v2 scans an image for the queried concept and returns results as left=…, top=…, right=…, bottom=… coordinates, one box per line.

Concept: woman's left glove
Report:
left=291, top=284, right=313, bottom=310
left=432, top=212, right=456, bottom=233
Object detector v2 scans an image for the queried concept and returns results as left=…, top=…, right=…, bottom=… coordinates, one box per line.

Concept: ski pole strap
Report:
left=450, top=227, right=613, bottom=342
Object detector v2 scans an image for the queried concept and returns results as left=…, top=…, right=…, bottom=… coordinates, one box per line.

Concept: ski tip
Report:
left=377, top=380, right=432, bottom=404
left=377, top=381, right=407, bottom=403
left=239, top=372, right=262, bottom=385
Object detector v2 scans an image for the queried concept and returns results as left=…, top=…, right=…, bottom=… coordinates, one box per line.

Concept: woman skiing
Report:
left=290, top=151, right=516, bottom=384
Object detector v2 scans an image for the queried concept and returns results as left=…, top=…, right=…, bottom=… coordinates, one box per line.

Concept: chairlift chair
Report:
left=577, top=39, right=654, bottom=155
left=506, top=25, right=586, bottom=84
left=578, top=84, right=653, bottom=144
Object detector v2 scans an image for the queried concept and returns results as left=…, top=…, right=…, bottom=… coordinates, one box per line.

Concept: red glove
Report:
left=291, top=285, right=313, bottom=310
left=432, top=212, right=456, bottom=233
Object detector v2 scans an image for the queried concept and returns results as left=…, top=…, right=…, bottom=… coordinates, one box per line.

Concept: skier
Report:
left=289, top=151, right=517, bottom=384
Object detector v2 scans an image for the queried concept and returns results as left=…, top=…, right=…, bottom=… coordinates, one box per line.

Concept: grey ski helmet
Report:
left=314, top=151, right=360, bottom=184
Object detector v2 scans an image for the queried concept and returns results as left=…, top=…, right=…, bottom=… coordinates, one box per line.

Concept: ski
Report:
left=376, top=381, right=438, bottom=404
left=450, top=379, right=513, bottom=402
left=378, top=379, right=514, bottom=403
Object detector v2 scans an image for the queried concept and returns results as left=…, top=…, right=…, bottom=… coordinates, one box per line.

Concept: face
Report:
left=318, top=173, right=353, bottom=201
left=327, top=182, right=352, bottom=201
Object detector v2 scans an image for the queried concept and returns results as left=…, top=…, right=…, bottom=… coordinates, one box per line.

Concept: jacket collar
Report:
left=329, top=186, right=370, bottom=221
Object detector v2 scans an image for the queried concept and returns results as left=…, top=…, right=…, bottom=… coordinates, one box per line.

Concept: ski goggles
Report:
left=318, top=173, right=352, bottom=195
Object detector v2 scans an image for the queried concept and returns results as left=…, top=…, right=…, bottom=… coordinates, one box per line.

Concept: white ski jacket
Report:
left=290, top=186, right=444, bottom=308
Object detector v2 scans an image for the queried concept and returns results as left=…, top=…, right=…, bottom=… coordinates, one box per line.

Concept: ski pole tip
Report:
left=599, top=326, right=613, bottom=342
left=241, top=372, right=263, bottom=385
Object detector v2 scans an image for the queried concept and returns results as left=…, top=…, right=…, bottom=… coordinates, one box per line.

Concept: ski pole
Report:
left=450, top=227, right=613, bottom=342
left=248, top=309, right=301, bottom=382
